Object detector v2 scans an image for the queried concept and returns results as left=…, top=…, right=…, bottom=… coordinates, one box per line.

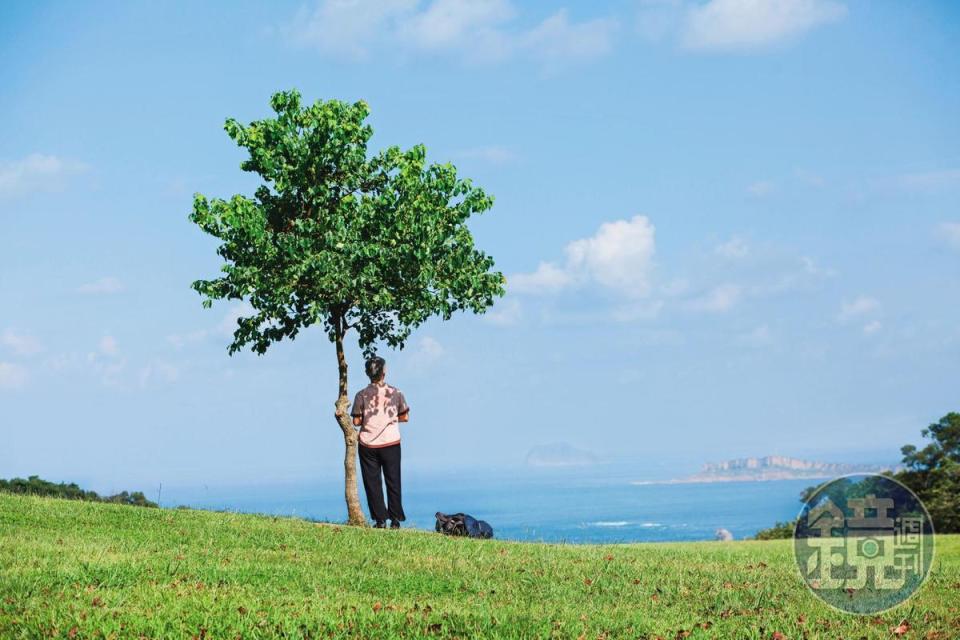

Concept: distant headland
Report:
left=632, top=455, right=898, bottom=485
left=526, top=443, right=599, bottom=468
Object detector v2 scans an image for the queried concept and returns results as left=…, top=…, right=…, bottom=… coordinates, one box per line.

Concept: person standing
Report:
left=351, top=356, right=409, bottom=529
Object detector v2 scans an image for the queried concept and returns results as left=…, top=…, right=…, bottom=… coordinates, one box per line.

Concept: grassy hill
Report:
left=1, top=495, right=957, bottom=639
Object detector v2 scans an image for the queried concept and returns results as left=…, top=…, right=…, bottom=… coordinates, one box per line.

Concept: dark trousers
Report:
left=358, top=442, right=405, bottom=523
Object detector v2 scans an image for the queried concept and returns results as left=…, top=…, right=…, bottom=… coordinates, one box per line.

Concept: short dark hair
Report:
left=365, top=356, right=386, bottom=382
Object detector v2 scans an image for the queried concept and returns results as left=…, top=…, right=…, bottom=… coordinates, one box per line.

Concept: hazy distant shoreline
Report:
left=632, top=455, right=898, bottom=486
left=631, top=473, right=836, bottom=486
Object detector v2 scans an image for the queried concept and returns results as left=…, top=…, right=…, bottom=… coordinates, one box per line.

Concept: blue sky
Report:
left=2, top=0, right=958, bottom=491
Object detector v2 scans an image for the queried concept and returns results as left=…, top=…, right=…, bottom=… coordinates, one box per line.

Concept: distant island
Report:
left=526, top=443, right=599, bottom=468
left=633, top=455, right=898, bottom=485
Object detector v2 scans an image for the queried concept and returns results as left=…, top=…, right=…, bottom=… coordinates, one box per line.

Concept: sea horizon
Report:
left=154, top=469, right=820, bottom=544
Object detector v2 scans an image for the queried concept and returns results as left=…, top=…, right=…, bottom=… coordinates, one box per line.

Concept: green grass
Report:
left=1, top=495, right=958, bottom=639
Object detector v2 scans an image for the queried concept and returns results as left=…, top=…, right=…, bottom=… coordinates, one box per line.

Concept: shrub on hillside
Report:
left=753, top=520, right=796, bottom=540
left=0, top=476, right=157, bottom=508
left=896, top=412, right=960, bottom=533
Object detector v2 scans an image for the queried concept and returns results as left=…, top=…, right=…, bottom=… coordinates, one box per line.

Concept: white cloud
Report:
left=863, top=320, right=882, bottom=335
left=838, top=296, right=879, bottom=322
left=939, top=222, right=960, bottom=250
left=611, top=300, right=664, bottom=322
left=168, top=302, right=257, bottom=349
left=407, top=335, right=445, bottom=370
left=92, top=358, right=126, bottom=386
left=509, top=261, right=574, bottom=294
left=43, top=340, right=181, bottom=389
left=738, top=324, right=773, bottom=347
left=521, top=10, right=618, bottom=64
left=681, top=0, right=847, bottom=52
left=715, top=236, right=749, bottom=259
left=418, top=336, right=444, bottom=359
left=636, top=0, right=684, bottom=43
left=98, top=335, right=119, bottom=357
left=0, top=153, right=88, bottom=197
left=288, top=0, right=617, bottom=66
left=138, top=361, right=180, bottom=388
left=288, top=0, right=418, bottom=59
left=747, top=180, right=776, bottom=197
left=0, top=362, right=28, bottom=390
left=672, top=247, right=833, bottom=317
left=398, top=0, right=514, bottom=61
left=510, top=215, right=656, bottom=298
left=87, top=337, right=126, bottom=386
left=43, top=352, right=84, bottom=373
left=896, top=169, right=960, bottom=193
left=76, top=276, right=125, bottom=295
left=167, top=329, right=209, bottom=350
left=660, top=277, right=690, bottom=297
left=565, top=215, right=657, bottom=296
left=1, top=329, right=43, bottom=356
left=794, top=168, right=826, bottom=187
left=688, top=283, right=742, bottom=312
left=800, top=256, right=836, bottom=278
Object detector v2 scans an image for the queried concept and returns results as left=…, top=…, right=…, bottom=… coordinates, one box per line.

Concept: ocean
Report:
left=159, top=468, right=813, bottom=543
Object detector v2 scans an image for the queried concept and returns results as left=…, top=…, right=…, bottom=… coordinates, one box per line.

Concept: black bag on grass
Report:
left=435, top=512, right=494, bottom=539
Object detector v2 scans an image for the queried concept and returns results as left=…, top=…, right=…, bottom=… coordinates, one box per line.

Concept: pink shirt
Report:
left=351, top=382, right=409, bottom=448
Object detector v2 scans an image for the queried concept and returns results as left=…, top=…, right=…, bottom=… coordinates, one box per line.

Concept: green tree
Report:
left=897, top=412, right=960, bottom=533
left=190, top=90, right=504, bottom=525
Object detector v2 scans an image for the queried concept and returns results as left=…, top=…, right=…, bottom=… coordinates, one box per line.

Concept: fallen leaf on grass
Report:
left=372, top=602, right=383, bottom=613
left=892, top=621, right=910, bottom=636
left=91, top=597, right=104, bottom=607
left=771, top=632, right=786, bottom=640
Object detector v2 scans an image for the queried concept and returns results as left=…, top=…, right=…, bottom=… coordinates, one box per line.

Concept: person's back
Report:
left=353, top=381, right=408, bottom=448
left=351, top=357, right=409, bottom=528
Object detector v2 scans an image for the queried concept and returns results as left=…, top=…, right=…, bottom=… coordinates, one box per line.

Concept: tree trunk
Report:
left=334, top=324, right=367, bottom=526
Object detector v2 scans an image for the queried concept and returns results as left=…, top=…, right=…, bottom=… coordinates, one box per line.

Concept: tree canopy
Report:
left=190, top=90, right=504, bottom=357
